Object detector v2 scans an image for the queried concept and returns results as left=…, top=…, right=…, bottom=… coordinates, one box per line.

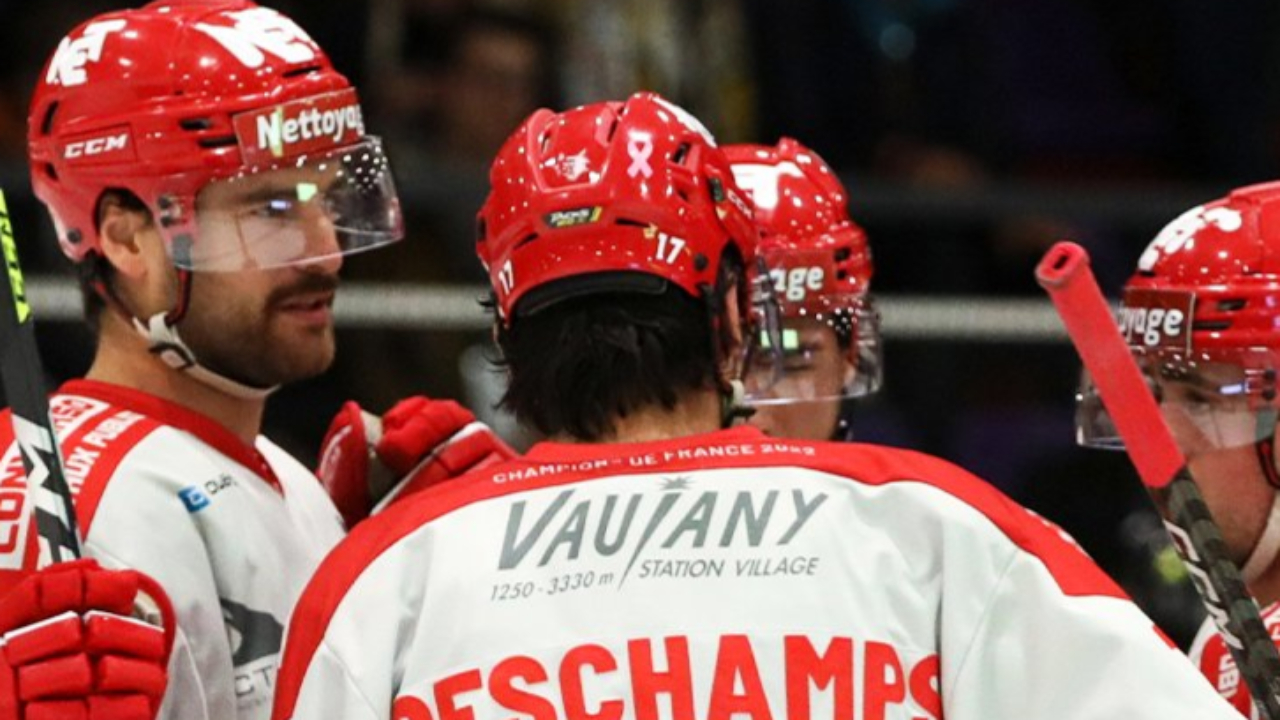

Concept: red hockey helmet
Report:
left=28, top=0, right=402, bottom=272
left=726, top=138, right=872, bottom=298
left=726, top=139, right=882, bottom=403
left=476, top=91, right=758, bottom=322
left=1079, top=181, right=1280, bottom=453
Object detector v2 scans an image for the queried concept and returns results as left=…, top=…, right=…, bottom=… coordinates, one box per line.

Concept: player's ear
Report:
left=96, top=196, right=155, bottom=280
left=717, top=282, right=745, bottom=382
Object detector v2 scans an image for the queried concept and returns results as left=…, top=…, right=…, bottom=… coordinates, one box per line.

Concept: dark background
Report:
left=8, top=0, right=1278, bottom=645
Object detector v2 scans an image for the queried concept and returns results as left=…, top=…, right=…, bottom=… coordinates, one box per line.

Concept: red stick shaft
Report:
left=1035, top=241, right=1181, bottom=488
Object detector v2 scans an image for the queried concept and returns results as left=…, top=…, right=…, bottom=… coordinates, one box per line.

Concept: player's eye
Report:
left=247, top=197, right=299, bottom=221
left=782, top=346, right=818, bottom=371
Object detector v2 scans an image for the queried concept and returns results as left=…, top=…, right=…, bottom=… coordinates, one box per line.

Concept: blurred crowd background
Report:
left=7, top=0, right=1280, bottom=646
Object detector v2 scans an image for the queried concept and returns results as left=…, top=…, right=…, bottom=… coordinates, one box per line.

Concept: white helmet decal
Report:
left=731, top=161, right=806, bottom=211
left=46, top=20, right=127, bottom=87
left=194, top=8, right=319, bottom=68
left=1138, top=205, right=1243, bottom=272
left=652, top=96, right=717, bottom=147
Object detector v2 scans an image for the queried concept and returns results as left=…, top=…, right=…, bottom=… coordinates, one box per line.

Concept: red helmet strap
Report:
left=165, top=268, right=194, bottom=327
left=1256, top=434, right=1280, bottom=490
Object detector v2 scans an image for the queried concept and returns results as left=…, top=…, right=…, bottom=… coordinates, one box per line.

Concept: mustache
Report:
left=267, top=272, right=340, bottom=308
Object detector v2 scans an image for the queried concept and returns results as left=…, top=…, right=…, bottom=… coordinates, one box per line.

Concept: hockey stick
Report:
left=0, top=189, right=81, bottom=565
left=1037, top=240, right=1280, bottom=719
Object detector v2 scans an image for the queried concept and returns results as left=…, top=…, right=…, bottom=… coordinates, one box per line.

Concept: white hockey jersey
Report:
left=1188, top=601, right=1280, bottom=718
left=273, top=426, right=1238, bottom=719
left=0, top=379, right=346, bottom=720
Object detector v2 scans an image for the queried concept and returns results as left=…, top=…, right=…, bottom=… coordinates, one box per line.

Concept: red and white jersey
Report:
left=0, top=380, right=346, bottom=720
left=1188, top=601, right=1280, bottom=717
left=273, top=427, right=1236, bottom=720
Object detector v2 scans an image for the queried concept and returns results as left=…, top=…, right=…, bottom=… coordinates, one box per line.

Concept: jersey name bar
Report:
left=389, top=633, right=940, bottom=720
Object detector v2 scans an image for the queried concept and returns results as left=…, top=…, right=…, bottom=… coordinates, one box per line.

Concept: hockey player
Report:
left=270, top=91, right=1237, bottom=719
left=726, top=139, right=881, bottom=441
left=1075, top=181, right=1280, bottom=715
left=0, top=2, right=506, bottom=718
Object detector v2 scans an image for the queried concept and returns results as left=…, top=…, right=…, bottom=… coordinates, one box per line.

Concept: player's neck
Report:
left=576, top=388, right=724, bottom=445
left=85, top=319, right=266, bottom=446
left=1248, top=556, right=1280, bottom=607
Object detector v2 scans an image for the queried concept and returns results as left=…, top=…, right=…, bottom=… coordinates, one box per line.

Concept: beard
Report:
left=178, top=271, right=340, bottom=390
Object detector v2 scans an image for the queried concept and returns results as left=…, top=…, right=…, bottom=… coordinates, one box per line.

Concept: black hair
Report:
left=495, top=251, right=744, bottom=441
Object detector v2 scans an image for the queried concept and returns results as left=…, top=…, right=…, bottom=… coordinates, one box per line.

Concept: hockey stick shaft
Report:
left=1038, top=240, right=1280, bottom=718
left=0, top=190, right=81, bottom=565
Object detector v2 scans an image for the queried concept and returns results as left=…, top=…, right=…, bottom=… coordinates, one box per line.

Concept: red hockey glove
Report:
left=317, top=401, right=386, bottom=531
left=373, top=397, right=518, bottom=513
left=318, top=397, right=517, bottom=528
left=0, top=559, right=175, bottom=720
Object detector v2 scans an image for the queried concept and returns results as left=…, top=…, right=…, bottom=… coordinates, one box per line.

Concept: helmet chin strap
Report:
left=131, top=312, right=277, bottom=401
left=95, top=266, right=278, bottom=401
left=1245, top=408, right=1280, bottom=583
left=719, top=378, right=754, bottom=428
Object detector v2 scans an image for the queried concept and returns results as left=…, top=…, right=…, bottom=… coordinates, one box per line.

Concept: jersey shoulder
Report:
left=800, top=439, right=1127, bottom=599
left=0, top=390, right=167, bottom=530
left=284, top=435, right=1123, bottom=671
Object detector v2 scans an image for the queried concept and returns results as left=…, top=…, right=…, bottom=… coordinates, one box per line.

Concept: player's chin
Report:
left=297, top=336, right=337, bottom=377
left=269, top=328, right=337, bottom=381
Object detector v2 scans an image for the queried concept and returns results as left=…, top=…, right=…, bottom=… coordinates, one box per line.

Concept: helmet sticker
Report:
left=544, top=207, right=602, bottom=229
left=557, top=150, right=591, bottom=182
left=61, top=128, right=134, bottom=164
left=627, top=132, right=654, bottom=179
left=45, top=20, right=126, bottom=87
left=194, top=8, right=319, bottom=68
left=645, top=226, right=687, bottom=266
left=771, top=266, right=826, bottom=303
left=731, top=161, right=805, bottom=211
left=1138, top=205, right=1243, bottom=272
left=232, top=89, right=364, bottom=163
left=765, top=248, right=836, bottom=303
left=1118, top=289, right=1195, bottom=351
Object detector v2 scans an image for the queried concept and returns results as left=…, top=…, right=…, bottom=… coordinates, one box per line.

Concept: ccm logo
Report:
left=64, top=133, right=128, bottom=159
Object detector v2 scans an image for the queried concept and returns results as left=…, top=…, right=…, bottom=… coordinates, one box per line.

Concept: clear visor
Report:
left=1076, top=347, right=1280, bottom=456
left=169, top=137, right=403, bottom=272
left=744, top=293, right=882, bottom=406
